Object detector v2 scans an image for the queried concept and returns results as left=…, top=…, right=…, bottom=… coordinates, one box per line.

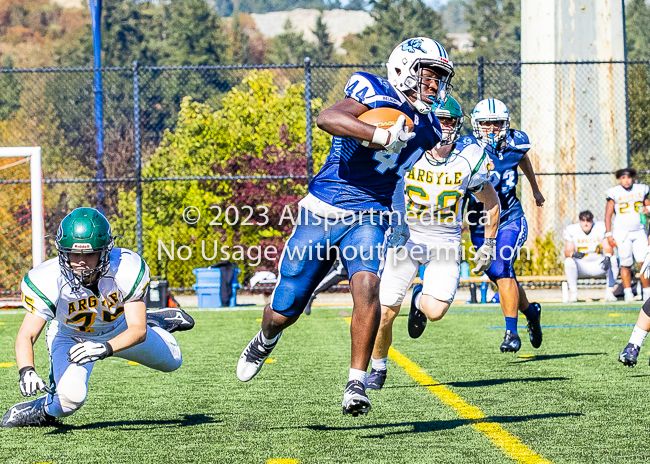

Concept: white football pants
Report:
left=564, top=257, right=618, bottom=293
left=43, top=317, right=182, bottom=418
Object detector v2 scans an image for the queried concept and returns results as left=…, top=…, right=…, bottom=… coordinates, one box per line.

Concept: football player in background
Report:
left=366, top=97, right=500, bottom=390
left=605, top=168, right=650, bottom=302
left=465, top=99, right=545, bottom=353
left=236, top=37, right=453, bottom=416
left=563, top=210, right=618, bottom=302
left=1, top=208, right=194, bottom=428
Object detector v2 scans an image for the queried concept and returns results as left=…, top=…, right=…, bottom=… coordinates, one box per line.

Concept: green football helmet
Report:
left=434, top=96, right=464, bottom=145
left=56, top=207, right=114, bottom=289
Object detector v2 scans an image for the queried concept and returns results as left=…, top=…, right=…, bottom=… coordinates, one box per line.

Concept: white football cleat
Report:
left=568, top=292, right=578, bottom=303
left=237, top=329, right=281, bottom=382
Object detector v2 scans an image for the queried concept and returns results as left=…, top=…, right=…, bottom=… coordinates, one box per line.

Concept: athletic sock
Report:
left=348, top=368, right=367, bottom=384
left=629, top=325, right=649, bottom=348
left=520, top=303, right=538, bottom=321
left=643, top=287, right=650, bottom=301
left=505, top=316, right=518, bottom=334
left=371, top=357, right=388, bottom=371
left=414, top=292, right=422, bottom=310
left=261, top=330, right=279, bottom=346
left=624, top=287, right=634, bottom=299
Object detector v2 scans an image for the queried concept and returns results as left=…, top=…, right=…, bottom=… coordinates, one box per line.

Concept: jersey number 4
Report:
left=374, top=147, right=423, bottom=176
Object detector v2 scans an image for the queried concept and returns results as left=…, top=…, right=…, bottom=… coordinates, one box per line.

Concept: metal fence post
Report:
left=477, top=56, right=484, bottom=101
left=89, top=0, right=105, bottom=213
left=304, top=57, right=314, bottom=181
left=133, top=60, right=143, bottom=256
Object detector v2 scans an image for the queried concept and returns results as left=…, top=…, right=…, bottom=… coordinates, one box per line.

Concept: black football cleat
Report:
left=146, top=308, right=195, bottom=333
left=619, top=343, right=640, bottom=367
left=500, top=330, right=521, bottom=353
left=365, top=369, right=387, bottom=390
left=526, top=303, right=543, bottom=349
left=342, top=380, right=371, bottom=416
left=1, top=396, right=56, bottom=428
left=237, top=329, right=281, bottom=382
left=408, top=284, right=427, bottom=339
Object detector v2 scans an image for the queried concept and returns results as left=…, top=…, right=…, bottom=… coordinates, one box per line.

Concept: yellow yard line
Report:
left=343, top=317, right=552, bottom=464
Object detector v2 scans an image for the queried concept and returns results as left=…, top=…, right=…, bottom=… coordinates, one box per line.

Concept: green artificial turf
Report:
left=0, top=302, right=649, bottom=464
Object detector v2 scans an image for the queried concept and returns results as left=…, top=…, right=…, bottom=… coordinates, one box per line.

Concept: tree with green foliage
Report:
left=462, top=0, right=520, bottom=61
left=60, top=0, right=229, bottom=67
left=112, top=71, right=332, bottom=286
left=441, top=0, right=468, bottom=33
left=625, top=0, right=650, bottom=175
left=0, top=57, right=22, bottom=121
left=342, top=0, right=446, bottom=63
left=313, top=10, right=335, bottom=63
left=625, top=0, right=650, bottom=60
left=345, top=0, right=367, bottom=10
left=266, top=19, right=317, bottom=64
left=212, top=0, right=344, bottom=17
left=161, top=0, right=231, bottom=65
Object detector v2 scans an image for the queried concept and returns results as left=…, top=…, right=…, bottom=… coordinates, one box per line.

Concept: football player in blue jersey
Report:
left=464, top=99, right=545, bottom=353
left=236, top=37, right=454, bottom=416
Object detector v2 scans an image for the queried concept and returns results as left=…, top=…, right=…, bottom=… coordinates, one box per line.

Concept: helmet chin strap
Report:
left=412, top=98, right=431, bottom=114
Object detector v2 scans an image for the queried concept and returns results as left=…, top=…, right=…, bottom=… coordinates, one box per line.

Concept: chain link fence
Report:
left=1, top=59, right=649, bottom=294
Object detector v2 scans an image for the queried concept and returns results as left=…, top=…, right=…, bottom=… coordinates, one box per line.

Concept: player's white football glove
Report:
left=67, top=337, right=113, bottom=365
left=472, top=238, right=497, bottom=274
left=388, top=222, right=410, bottom=248
left=641, top=252, right=650, bottom=279
left=368, top=115, right=415, bottom=154
left=19, top=366, right=50, bottom=397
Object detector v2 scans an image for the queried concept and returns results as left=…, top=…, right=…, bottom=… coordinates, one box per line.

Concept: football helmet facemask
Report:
left=55, top=207, right=114, bottom=290
left=471, top=98, right=510, bottom=149
left=387, top=37, right=454, bottom=115
left=434, top=96, right=464, bottom=147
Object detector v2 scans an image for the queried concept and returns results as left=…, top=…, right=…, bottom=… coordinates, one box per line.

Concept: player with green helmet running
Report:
left=1, top=207, right=194, bottom=428
left=434, top=96, right=464, bottom=147
left=366, top=97, right=502, bottom=390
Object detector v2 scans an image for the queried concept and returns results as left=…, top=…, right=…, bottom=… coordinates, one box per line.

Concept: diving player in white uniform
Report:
left=605, top=168, right=650, bottom=302
left=563, top=210, right=618, bottom=302
left=366, top=97, right=500, bottom=389
left=1, top=208, right=194, bottom=428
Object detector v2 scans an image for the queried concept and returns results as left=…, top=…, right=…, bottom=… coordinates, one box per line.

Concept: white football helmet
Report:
left=471, top=98, right=510, bottom=148
left=386, top=37, right=454, bottom=115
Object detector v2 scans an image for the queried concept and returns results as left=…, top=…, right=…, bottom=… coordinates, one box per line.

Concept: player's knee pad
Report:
left=271, top=278, right=310, bottom=317
left=57, top=387, right=87, bottom=414
left=379, top=289, right=404, bottom=308
left=156, top=353, right=183, bottom=373
left=564, top=257, right=577, bottom=271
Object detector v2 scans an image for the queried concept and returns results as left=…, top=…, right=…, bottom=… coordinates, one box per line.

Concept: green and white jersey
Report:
left=20, top=247, right=150, bottom=335
left=606, top=183, right=649, bottom=233
left=404, top=143, right=489, bottom=242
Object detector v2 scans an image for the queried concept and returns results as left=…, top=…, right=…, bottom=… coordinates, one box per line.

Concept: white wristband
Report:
left=362, top=127, right=390, bottom=147
left=605, top=232, right=612, bottom=237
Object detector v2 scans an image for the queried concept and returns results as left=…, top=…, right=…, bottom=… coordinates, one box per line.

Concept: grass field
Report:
left=1, top=302, right=650, bottom=464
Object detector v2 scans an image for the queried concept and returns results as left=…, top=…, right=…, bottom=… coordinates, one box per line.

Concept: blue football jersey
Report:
left=309, top=72, right=442, bottom=212
left=464, top=130, right=531, bottom=234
